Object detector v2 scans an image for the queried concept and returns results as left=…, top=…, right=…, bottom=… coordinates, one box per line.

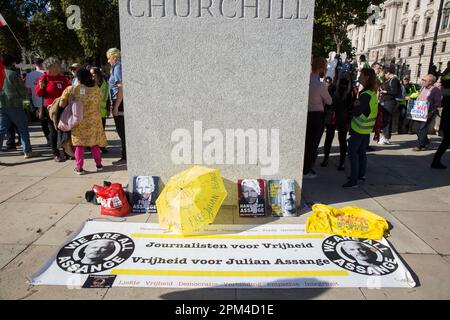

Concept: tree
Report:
left=313, top=0, right=384, bottom=55
left=60, top=0, right=120, bottom=65
left=0, top=0, right=29, bottom=60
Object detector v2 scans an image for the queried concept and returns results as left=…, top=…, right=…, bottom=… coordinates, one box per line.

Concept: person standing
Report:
left=378, top=65, right=400, bottom=145
left=59, top=69, right=107, bottom=175
left=91, top=67, right=109, bottom=153
left=343, top=68, right=378, bottom=188
left=25, top=58, right=48, bottom=143
left=397, top=76, right=419, bottom=134
left=69, top=63, right=81, bottom=86
left=431, top=70, right=450, bottom=169
left=0, top=54, right=35, bottom=159
left=303, top=57, right=333, bottom=179
left=35, top=57, right=71, bottom=162
left=107, top=48, right=126, bottom=165
left=321, top=73, right=354, bottom=170
left=409, top=74, right=442, bottom=151
left=357, top=55, right=370, bottom=79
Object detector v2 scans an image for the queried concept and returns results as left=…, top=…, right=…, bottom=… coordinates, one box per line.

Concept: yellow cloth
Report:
left=67, top=85, right=107, bottom=147
left=306, top=204, right=389, bottom=240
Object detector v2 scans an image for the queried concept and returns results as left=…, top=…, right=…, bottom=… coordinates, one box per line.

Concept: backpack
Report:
left=57, top=87, right=83, bottom=132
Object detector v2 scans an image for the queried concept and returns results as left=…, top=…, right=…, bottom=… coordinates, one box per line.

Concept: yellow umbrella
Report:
left=156, top=166, right=228, bottom=235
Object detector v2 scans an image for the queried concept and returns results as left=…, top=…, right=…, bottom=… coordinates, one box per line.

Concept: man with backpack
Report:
left=378, top=65, right=401, bottom=145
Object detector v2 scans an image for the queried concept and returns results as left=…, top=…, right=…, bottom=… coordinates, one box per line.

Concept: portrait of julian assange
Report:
left=132, top=176, right=158, bottom=212
left=278, top=179, right=296, bottom=215
left=80, top=240, right=116, bottom=265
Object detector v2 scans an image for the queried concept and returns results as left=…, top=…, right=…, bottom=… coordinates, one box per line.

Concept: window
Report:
left=409, top=47, right=413, bottom=56
left=443, top=41, right=447, bottom=52
left=398, top=49, right=402, bottom=58
left=416, top=0, right=421, bottom=9
left=362, top=37, right=366, bottom=50
left=401, top=24, right=407, bottom=39
left=405, top=2, right=409, bottom=13
left=425, top=17, right=431, bottom=33
left=417, top=64, right=422, bottom=78
left=420, top=43, right=425, bottom=55
left=412, top=21, right=418, bottom=36
left=443, top=10, right=450, bottom=30
left=379, top=29, right=384, bottom=43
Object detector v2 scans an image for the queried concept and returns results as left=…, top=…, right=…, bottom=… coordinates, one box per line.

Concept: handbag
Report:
left=97, top=183, right=132, bottom=217
left=58, top=89, right=83, bottom=132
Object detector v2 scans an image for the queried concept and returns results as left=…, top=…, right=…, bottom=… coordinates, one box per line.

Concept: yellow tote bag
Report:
left=306, top=204, right=390, bottom=240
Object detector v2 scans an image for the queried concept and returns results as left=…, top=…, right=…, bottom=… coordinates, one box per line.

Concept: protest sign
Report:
left=30, top=221, right=416, bottom=289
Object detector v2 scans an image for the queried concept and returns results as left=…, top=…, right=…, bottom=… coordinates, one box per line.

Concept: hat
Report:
left=70, top=63, right=80, bottom=70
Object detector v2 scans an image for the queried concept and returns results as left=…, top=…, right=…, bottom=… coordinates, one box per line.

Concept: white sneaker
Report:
left=378, top=137, right=387, bottom=145
left=24, top=152, right=37, bottom=159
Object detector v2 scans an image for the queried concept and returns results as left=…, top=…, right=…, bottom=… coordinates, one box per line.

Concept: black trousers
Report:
left=323, top=125, right=348, bottom=165
left=113, top=114, right=126, bottom=159
left=42, top=107, right=60, bottom=156
left=303, top=111, right=324, bottom=174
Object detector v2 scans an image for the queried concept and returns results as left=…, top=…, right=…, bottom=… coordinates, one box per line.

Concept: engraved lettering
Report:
left=127, top=0, right=144, bottom=17
left=220, top=0, right=237, bottom=18
left=241, top=0, right=259, bottom=18
left=149, top=0, right=166, bottom=17
left=174, top=0, right=191, bottom=17
left=198, top=0, right=214, bottom=17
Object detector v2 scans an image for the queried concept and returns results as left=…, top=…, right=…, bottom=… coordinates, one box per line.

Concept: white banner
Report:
left=29, top=221, right=416, bottom=289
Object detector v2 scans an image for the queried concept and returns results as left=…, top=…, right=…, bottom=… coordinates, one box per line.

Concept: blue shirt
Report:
left=109, top=60, right=122, bottom=102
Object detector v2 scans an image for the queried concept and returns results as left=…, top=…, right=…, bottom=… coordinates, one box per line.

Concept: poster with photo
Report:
left=130, top=176, right=159, bottom=214
left=238, top=179, right=267, bottom=217
left=269, top=179, right=298, bottom=217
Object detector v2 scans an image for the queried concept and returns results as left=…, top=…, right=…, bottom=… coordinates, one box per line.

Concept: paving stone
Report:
left=104, top=287, right=236, bottom=300
left=0, top=202, right=75, bottom=245
left=0, top=176, right=43, bottom=203
left=8, top=177, right=103, bottom=204
left=0, top=245, right=27, bottom=269
left=0, top=245, right=107, bottom=300
left=236, top=288, right=365, bottom=300
left=34, top=204, right=148, bottom=246
left=392, top=211, right=450, bottom=255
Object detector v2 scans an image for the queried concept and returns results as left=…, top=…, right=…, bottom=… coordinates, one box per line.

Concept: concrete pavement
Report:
left=0, top=119, right=449, bottom=300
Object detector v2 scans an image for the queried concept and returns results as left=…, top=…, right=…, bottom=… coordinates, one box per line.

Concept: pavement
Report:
left=0, top=119, right=449, bottom=300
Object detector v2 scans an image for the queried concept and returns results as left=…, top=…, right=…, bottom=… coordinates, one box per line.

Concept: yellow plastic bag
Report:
left=306, top=204, right=389, bottom=240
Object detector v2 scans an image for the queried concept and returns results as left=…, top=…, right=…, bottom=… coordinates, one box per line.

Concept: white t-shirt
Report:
left=25, top=70, right=44, bottom=108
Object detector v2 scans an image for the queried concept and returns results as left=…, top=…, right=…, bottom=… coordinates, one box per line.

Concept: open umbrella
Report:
left=156, top=166, right=228, bottom=235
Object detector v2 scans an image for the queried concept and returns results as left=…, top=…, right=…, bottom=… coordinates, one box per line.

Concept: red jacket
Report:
left=35, top=72, right=71, bottom=107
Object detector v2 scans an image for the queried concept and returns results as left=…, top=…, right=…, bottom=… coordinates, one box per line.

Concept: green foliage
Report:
left=313, top=0, right=384, bottom=55
left=0, top=0, right=29, bottom=60
left=60, top=0, right=120, bottom=65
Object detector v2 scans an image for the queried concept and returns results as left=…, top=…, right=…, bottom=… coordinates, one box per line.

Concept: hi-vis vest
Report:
left=351, top=89, right=378, bottom=134
left=99, top=81, right=109, bottom=118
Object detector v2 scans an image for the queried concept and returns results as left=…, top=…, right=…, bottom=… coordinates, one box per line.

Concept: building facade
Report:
left=348, top=0, right=450, bottom=82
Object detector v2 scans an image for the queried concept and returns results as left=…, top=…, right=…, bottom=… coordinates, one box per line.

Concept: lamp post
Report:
left=417, top=38, right=425, bottom=83
left=428, top=0, right=445, bottom=74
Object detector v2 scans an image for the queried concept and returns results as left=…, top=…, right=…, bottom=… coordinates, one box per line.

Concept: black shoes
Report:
left=431, top=162, right=447, bottom=170
left=342, top=180, right=358, bottom=188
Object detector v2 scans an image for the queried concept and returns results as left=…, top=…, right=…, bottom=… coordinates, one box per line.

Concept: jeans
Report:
left=75, top=145, right=102, bottom=169
left=0, top=108, right=32, bottom=154
left=416, top=116, right=434, bottom=148
left=303, top=111, right=324, bottom=174
left=382, top=108, right=393, bottom=140
left=348, top=133, right=370, bottom=183
left=323, top=125, right=348, bottom=165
